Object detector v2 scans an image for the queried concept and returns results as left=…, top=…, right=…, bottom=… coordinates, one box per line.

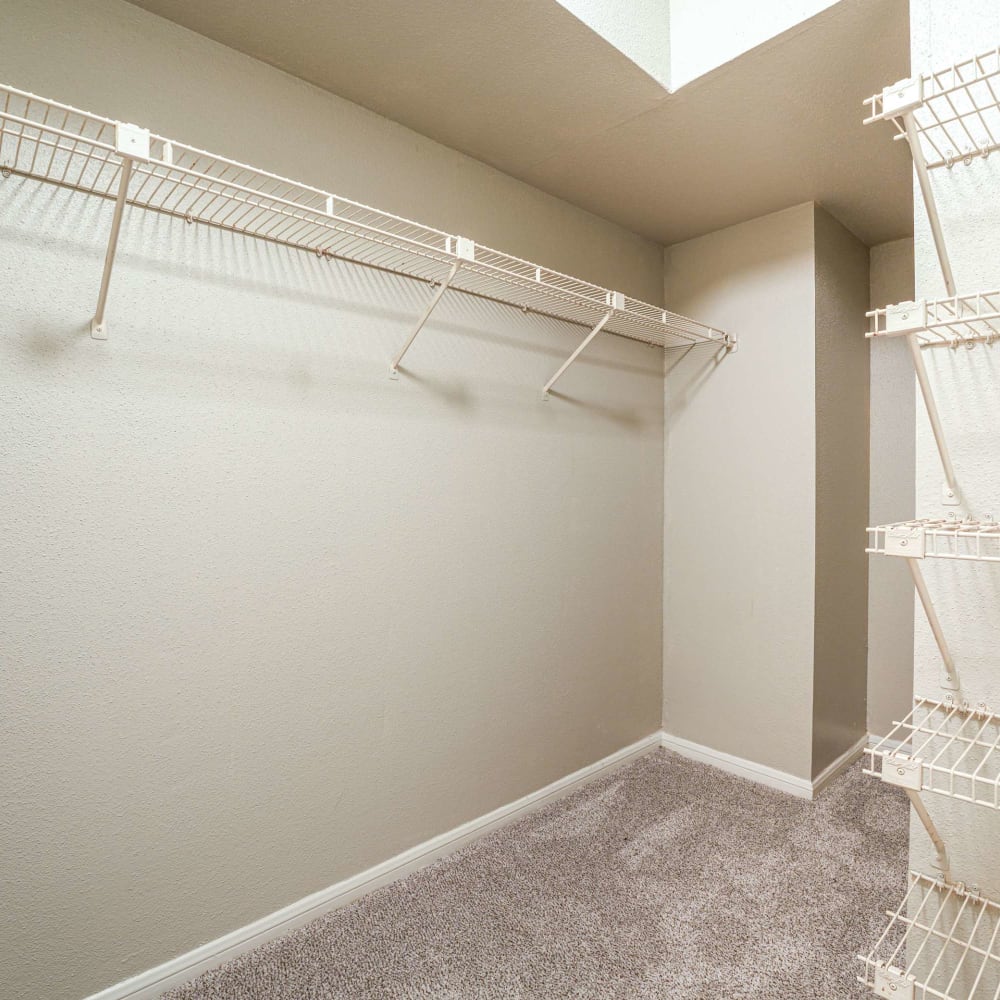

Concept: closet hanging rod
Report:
left=0, top=83, right=733, bottom=373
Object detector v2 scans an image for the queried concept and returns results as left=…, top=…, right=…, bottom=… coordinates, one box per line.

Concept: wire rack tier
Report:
left=868, top=519, right=1000, bottom=563
left=0, top=84, right=731, bottom=353
left=866, top=699, right=1000, bottom=810
left=859, top=872, right=1000, bottom=1000
left=865, top=47, right=1000, bottom=170
left=869, top=292, right=1000, bottom=349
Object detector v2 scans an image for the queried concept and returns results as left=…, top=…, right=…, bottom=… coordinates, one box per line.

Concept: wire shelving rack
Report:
left=864, top=48, right=1000, bottom=503
left=859, top=872, right=1000, bottom=1000
left=868, top=519, right=1000, bottom=564
left=868, top=291, right=1000, bottom=349
left=867, top=518, right=1000, bottom=694
left=866, top=699, right=1000, bottom=810
left=864, top=47, right=1000, bottom=172
left=0, top=84, right=734, bottom=392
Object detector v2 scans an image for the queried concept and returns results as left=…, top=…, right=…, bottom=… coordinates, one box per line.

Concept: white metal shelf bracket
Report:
left=542, top=294, right=621, bottom=398
left=905, top=788, right=953, bottom=882
left=90, top=123, right=150, bottom=340
left=389, top=238, right=474, bottom=378
left=880, top=524, right=960, bottom=690
left=907, top=329, right=961, bottom=505
left=875, top=78, right=957, bottom=295
left=907, top=558, right=961, bottom=692
left=902, top=110, right=957, bottom=297
left=877, top=301, right=962, bottom=505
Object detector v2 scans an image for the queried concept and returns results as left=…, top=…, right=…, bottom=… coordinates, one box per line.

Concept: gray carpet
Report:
left=163, top=749, right=908, bottom=999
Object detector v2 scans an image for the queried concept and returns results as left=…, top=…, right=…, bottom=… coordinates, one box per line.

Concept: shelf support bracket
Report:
left=906, top=558, right=960, bottom=692
left=91, top=122, right=150, bottom=340
left=902, top=109, right=957, bottom=298
left=390, top=238, right=474, bottom=378
left=543, top=295, right=621, bottom=398
left=905, top=331, right=961, bottom=506
left=904, top=788, right=952, bottom=884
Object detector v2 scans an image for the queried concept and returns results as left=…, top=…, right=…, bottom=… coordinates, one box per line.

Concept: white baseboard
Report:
left=658, top=730, right=869, bottom=800
left=84, top=732, right=662, bottom=1000
left=811, top=734, right=868, bottom=795
left=658, top=730, right=814, bottom=798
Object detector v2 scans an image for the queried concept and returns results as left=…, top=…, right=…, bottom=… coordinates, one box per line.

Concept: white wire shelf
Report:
left=866, top=699, right=1000, bottom=810
left=869, top=292, right=1000, bottom=349
left=859, top=872, right=1000, bottom=1000
left=868, top=519, right=1000, bottom=563
left=0, top=84, right=732, bottom=367
left=865, top=47, right=1000, bottom=170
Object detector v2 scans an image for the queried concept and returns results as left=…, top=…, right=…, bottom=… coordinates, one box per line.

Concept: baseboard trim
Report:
left=658, top=730, right=870, bottom=801
left=658, top=731, right=814, bottom=799
left=83, top=731, right=662, bottom=1000
left=811, top=734, right=868, bottom=795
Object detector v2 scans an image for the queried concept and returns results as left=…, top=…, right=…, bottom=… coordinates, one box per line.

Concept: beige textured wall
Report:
left=663, top=203, right=871, bottom=782
left=811, top=205, right=870, bottom=777
left=663, top=204, right=817, bottom=780
left=0, top=3, right=667, bottom=998
left=867, top=238, right=915, bottom=737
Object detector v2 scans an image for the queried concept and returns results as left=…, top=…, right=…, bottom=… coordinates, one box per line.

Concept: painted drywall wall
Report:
left=907, top=0, right=1000, bottom=955
left=668, top=0, right=839, bottom=88
left=812, top=205, right=870, bottom=777
left=0, top=3, right=668, bottom=998
left=663, top=204, right=818, bottom=781
left=663, top=203, right=870, bottom=782
left=555, top=0, right=670, bottom=86
left=867, top=238, right=915, bottom=737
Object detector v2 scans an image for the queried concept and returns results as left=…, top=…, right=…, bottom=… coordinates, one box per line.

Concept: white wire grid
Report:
left=868, top=520, right=1000, bottom=563
left=0, top=84, right=729, bottom=351
left=866, top=699, right=1000, bottom=810
left=860, top=873, right=1000, bottom=999
left=864, top=46, right=1000, bottom=170
left=868, top=291, right=1000, bottom=349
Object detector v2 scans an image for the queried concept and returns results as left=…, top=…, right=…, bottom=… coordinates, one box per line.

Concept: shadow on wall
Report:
left=663, top=342, right=731, bottom=426
left=0, top=180, right=664, bottom=429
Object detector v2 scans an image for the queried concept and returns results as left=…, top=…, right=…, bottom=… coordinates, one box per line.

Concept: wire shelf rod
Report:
left=866, top=699, right=1000, bottom=812
left=859, top=872, right=1000, bottom=1000
left=0, top=81, right=732, bottom=367
left=867, top=519, right=1000, bottom=563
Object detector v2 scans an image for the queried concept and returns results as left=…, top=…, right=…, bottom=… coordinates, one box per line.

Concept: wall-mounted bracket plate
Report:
left=882, top=756, right=923, bottom=790
left=114, top=122, right=151, bottom=162
left=884, top=300, right=927, bottom=335
left=941, top=483, right=962, bottom=506
left=873, top=965, right=915, bottom=1000
left=885, top=525, right=926, bottom=558
left=881, top=77, right=924, bottom=117
left=939, top=667, right=961, bottom=692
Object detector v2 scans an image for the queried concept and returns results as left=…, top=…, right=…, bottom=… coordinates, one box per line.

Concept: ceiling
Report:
left=125, top=0, right=913, bottom=248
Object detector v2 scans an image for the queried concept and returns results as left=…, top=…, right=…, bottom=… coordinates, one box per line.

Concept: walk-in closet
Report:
left=3, top=2, right=999, bottom=998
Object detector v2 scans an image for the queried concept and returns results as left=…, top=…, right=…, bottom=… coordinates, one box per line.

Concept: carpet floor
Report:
left=163, top=749, right=908, bottom=999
